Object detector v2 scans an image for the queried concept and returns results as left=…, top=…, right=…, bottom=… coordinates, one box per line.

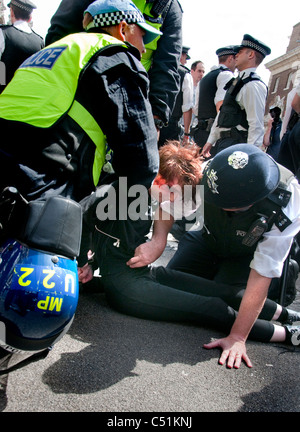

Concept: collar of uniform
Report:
left=13, top=20, right=32, bottom=33
left=238, top=67, right=258, bottom=78
left=124, top=41, right=141, bottom=61
left=219, top=64, right=231, bottom=70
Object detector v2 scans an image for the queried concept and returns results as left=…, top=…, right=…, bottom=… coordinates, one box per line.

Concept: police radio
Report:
left=242, top=216, right=268, bottom=247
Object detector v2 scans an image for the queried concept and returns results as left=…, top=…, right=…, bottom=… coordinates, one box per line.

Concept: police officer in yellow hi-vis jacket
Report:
left=0, top=0, right=160, bottom=202
left=45, top=0, right=183, bottom=134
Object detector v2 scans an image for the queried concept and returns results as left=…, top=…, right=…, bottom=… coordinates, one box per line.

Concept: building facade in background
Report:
left=265, top=22, right=300, bottom=117
left=0, top=0, right=5, bottom=25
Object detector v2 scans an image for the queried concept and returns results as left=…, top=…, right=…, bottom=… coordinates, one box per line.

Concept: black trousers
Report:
left=100, top=232, right=276, bottom=342
left=165, top=230, right=278, bottom=339
left=192, top=127, right=209, bottom=148
left=158, top=117, right=183, bottom=147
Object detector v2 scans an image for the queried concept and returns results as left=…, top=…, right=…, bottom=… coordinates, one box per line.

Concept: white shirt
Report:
left=215, top=67, right=234, bottom=105
left=207, top=67, right=267, bottom=147
left=192, top=81, right=199, bottom=116
left=0, top=20, right=33, bottom=58
left=181, top=72, right=194, bottom=113
left=251, top=177, right=300, bottom=278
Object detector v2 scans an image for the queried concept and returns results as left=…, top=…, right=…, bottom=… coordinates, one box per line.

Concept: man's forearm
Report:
left=183, top=109, right=192, bottom=134
left=229, top=269, right=272, bottom=342
left=152, top=207, right=174, bottom=246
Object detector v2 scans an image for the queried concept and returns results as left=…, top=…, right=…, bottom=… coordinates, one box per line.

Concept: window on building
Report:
left=272, top=77, right=280, bottom=94
left=284, top=72, right=294, bottom=90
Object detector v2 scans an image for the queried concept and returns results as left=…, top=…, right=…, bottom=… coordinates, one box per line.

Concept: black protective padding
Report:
left=20, top=196, right=82, bottom=258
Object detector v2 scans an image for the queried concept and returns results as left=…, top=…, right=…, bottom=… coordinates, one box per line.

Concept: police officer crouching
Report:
left=167, top=144, right=300, bottom=368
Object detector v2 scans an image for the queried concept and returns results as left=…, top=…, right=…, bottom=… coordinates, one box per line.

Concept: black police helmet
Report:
left=202, top=144, right=280, bottom=209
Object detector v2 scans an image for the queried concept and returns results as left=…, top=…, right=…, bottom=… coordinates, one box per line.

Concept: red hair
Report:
left=157, top=141, right=203, bottom=198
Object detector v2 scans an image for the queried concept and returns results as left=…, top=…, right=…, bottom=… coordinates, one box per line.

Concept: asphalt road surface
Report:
left=1, top=236, right=299, bottom=415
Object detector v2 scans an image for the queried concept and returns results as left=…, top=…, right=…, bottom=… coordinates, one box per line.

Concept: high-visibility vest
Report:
left=0, top=32, right=127, bottom=186
left=134, top=0, right=164, bottom=71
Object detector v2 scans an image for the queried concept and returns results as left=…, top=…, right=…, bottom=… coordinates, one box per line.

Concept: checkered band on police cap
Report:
left=239, top=34, right=271, bottom=57
left=216, top=45, right=239, bottom=57
left=7, top=0, right=37, bottom=12
left=217, top=49, right=235, bottom=56
left=242, top=39, right=268, bottom=56
left=93, top=9, right=145, bottom=27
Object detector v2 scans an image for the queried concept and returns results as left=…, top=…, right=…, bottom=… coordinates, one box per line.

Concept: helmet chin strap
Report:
left=0, top=347, right=51, bottom=376
left=0, top=315, right=75, bottom=375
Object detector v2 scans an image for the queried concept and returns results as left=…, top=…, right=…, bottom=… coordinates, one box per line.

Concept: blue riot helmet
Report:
left=0, top=239, right=79, bottom=353
left=0, top=194, right=82, bottom=354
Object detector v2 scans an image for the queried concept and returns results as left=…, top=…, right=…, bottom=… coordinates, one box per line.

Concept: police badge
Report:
left=228, top=151, right=249, bottom=169
left=206, top=169, right=219, bottom=194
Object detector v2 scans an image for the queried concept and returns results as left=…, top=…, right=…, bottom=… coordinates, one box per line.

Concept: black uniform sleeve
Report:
left=148, top=0, right=183, bottom=124
left=45, top=0, right=92, bottom=45
left=76, top=46, right=159, bottom=190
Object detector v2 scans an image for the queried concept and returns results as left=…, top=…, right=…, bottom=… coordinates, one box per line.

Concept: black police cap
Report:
left=182, top=46, right=191, bottom=59
left=7, top=0, right=37, bottom=12
left=236, top=34, right=271, bottom=57
left=216, top=45, right=239, bottom=57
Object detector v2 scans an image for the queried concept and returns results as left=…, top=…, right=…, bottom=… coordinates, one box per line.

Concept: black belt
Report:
left=220, top=127, right=248, bottom=140
left=197, top=118, right=215, bottom=131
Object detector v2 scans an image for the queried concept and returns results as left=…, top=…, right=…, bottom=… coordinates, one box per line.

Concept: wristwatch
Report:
left=154, top=118, right=165, bottom=129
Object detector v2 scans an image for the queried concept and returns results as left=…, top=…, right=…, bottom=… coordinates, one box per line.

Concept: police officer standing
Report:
left=0, top=0, right=44, bottom=93
left=158, top=45, right=194, bottom=146
left=192, top=45, right=237, bottom=150
left=202, top=35, right=271, bottom=158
